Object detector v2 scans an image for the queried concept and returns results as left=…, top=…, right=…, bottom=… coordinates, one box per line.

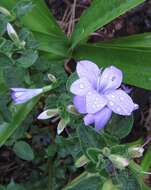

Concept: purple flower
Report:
left=70, top=60, right=138, bottom=131
left=11, top=88, right=43, bottom=104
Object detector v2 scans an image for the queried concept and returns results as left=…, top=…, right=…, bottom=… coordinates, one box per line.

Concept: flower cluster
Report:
left=70, top=60, right=138, bottom=131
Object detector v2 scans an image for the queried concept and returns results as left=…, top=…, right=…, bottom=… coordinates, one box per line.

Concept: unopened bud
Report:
left=128, top=147, right=144, bottom=158
left=109, top=154, right=129, bottom=169
left=48, top=74, right=57, bottom=83
left=102, top=147, right=111, bottom=157
left=0, top=6, right=11, bottom=17
left=75, top=155, right=89, bottom=168
left=37, top=108, right=59, bottom=120
left=7, top=23, right=19, bottom=42
left=57, top=118, right=68, bottom=135
left=67, top=105, right=80, bottom=115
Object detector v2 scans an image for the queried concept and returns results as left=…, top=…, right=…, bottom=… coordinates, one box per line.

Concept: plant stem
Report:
left=48, top=158, right=53, bottom=190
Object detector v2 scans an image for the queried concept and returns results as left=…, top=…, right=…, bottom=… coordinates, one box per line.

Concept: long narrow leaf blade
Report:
left=0, top=97, right=39, bottom=147
left=71, top=0, right=145, bottom=47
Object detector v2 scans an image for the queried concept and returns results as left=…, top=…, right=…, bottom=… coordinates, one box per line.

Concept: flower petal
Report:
left=106, top=89, right=137, bottom=116
left=100, top=66, right=122, bottom=92
left=84, top=114, right=94, bottom=125
left=76, top=60, right=100, bottom=86
left=86, top=90, right=107, bottom=114
left=73, top=96, right=87, bottom=114
left=11, top=88, right=42, bottom=104
left=70, top=77, right=92, bottom=96
left=94, top=107, right=112, bottom=131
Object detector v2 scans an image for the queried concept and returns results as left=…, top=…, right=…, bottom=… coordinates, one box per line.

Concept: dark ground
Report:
left=1, top=0, right=151, bottom=186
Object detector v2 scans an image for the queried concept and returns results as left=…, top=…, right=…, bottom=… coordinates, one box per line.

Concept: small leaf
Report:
left=16, top=50, right=38, bottom=68
left=77, top=124, right=106, bottom=156
left=13, top=140, right=34, bottom=161
left=87, top=147, right=102, bottom=163
left=105, top=114, right=134, bottom=139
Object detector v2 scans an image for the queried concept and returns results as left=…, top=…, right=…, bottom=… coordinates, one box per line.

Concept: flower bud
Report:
left=128, top=147, right=144, bottom=158
left=109, top=154, right=129, bottom=169
left=48, top=74, right=57, bottom=83
left=7, top=23, right=20, bottom=43
left=0, top=6, right=11, bottom=17
left=75, top=155, right=89, bottom=168
left=67, top=105, right=80, bottom=115
left=11, top=88, right=43, bottom=104
left=57, top=118, right=68, bottom=135
left=37, top=109, right=59, bottom=120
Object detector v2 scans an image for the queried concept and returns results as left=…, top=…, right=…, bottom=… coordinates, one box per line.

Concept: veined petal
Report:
left=84, top=114, right=94, bottom=125
left=100, top=66, right=122, bottom=92
left=106, top=89, right=137, bottom=116
left=76, top=60, right=100, bottom=86
left=73, top=96, right=87, bottom=114
left=86, top=90, right=107, bottom=114
left=94, top=107, right=112, bottom=131
left=70, top=77, right=92, bottom=96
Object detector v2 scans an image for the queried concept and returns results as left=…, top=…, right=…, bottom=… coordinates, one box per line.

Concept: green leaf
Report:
left=87, top=147, right=102, bottom=163
left=33, top=32, right=69, bottom=57
left=112, top=170, right=141, bottom=190
left=71, top=0, right=145, bottom=47
left=111, top=145, right=128, bottom=156
left=0, top=0, right=65, bottom=37
left=3, top=66, right=26, bottom=87
left=13, top=140, right=34, bottom=161
left=0, top=97, right=39, bottom=147
left=74, top=43, right=151, bottom=90
left=0, top=94, right=11, bottom=122
left=102, top=180, right=118, bottom=190
left=100, top=33, right=151, bottom=49
left=13, top=0, right=34, bottom=18
left=141, top=145, right=151, bottom=172
left=16, top=49, right=38, bottom=68
left=63, top=172, right=102, bottom=190
left=7, top=180, right=26, bottom=190
left=77, top=124, right=106, bottom=156
left=105, top=114, right=133, bottom=139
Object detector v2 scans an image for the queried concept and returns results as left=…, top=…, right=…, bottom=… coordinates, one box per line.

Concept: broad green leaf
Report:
left=100, top=33, right=151, bottom=49
left=105, top=114, right=133, bottom=139
left=0, top=97, right=39, bottom=147
left=71, top=0, right=145, bottom=47
left=74, top=43, right=151, bottom=90
left=113, top=170, right=141, bottom=190
left=33, top=32, right=69, bottom=57
left=13, top=140, right=34, bottom=161
left=77, top=124, right=106, bottom=156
